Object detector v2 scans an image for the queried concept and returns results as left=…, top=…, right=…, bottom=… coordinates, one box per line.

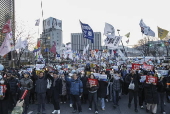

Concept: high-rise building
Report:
left=71, top=32, right=102, bottom=52
left=0, top=0, right=15, bottom=66
left=40, top=17, right=62, bottom=59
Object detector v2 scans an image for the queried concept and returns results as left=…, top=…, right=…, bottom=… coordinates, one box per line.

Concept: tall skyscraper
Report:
left=0, top=0, right=15, bottom=66
left=71, top=32, right=102, bottom=52
left=40, top=17, right=62, bottom=59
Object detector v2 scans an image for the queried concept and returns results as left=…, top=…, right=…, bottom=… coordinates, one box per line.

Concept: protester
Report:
left=51, top=72, right=62, bottom=114
left=35, top=72, right=47, bottom=114
left=19, top=72, right=33, bottom=114
left=70, top=72, right=83, bottom=114
left=98, top=71, right=108, bottom=111
left=145, top=73, right=158, bottom=114
left=126, top=70, right=140, bottom=112
left=86, top=74, right=99, bottom=114
left=112, top=71, right=123, bottom=108
left=60, top=73, right=67, bottom=104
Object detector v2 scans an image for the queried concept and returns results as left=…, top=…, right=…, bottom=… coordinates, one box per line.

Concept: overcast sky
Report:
left=15, top=0, right=170, bottom=47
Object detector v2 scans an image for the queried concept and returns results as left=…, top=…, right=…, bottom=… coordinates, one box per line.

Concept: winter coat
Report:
left=65, top=75, right=72, bottom=94
left=98, top=80, right=108, bottom=98
left=35, top=76, right=47, bottom=94
left=70, top=78, right=83, bottom=95
left=61, top=78, right=67, bottom=95
left=125, top=73, right=140, bottom=91
left=157, top=78, right=166, bottom=93
left=144, top=83, right=158, bottom=104
left=165, top=76, right=170, bottom=96
left=86, top=78, right=99, bottom=93
left=112, top=77, right=123, bottom=91
left=81, top=76, right=89, bottom=94
left=8, top=77, right=19, bottom=95
left=20, top=78, right=33, bottom=91
left=51, top=78, right=62, bottom=98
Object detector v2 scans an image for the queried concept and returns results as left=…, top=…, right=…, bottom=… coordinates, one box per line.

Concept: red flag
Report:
left=2, top=19, right=11, bottom=33
left=37, top=40, right=41, bottom=47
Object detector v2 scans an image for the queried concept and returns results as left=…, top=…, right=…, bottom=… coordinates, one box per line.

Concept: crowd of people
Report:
left=0, top=63, right=170, bottom=114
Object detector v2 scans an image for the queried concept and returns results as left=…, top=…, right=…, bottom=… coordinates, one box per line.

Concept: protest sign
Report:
left=99, top=75, right=107, bottom=81
left=88, top=78, right=98, bottom=86
left=143, top=64, right=153, bottom=70
left=93, top=73, right=100, bottom=79
left=36, top=64, right=45, bottom=70
left=156, top=70, right=169, bottom=76
left=146, top=76, right=158, bottom=84
left=27, top=68, right=32, bottom=73
left=140, top=75, right=146, bottom=82
left=132, top=64, right=141, bottom=70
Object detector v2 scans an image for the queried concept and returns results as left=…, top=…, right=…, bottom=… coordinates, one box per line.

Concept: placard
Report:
left=88, top=78, right=98, bottom=86
left=143, top=64, right=153, bottom=70
left=132, top=64, right=141, bottom=70
left=140, top=75, right=146, bottom=82
left=146, top=76, right=158, bottom=84
left=156, top=70, right=169, bottom=76
left=36, top=64, right=45, bottom=70
left=99, top=75, right=107, bottom=81
left=93, top=73, right=100, bottom=79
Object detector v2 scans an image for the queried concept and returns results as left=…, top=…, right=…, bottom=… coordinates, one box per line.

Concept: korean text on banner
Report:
left=93, top=73, right=100, bottom=79
left=156, top=70, right=169, bottom=76
left=143, top=64, right=153, bottom=70
left=99, top=75, right=107, bottom=81
left=36, top=64, right=45, bottom=70
left=132, top=64, right=141, bottom=70
left=146, top=76, right=158, bottom=84
left=88, top=78, right=98, bottom=86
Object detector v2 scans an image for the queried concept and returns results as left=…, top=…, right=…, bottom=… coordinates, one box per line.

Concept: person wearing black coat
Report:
left=157, top=75, right=166, bottom=114
left=6, top=73, right=19, bottom=111
left=98, top=71, right=108, bottom=110
left=80, top=72, right=88, bottom=104
left=145, top=75, right=158, bottom=114
left=35, top=72, right=47, bottom=114
left=125, top=70, right=140, bottom=112
left=51, top=72, right=62, bottom=114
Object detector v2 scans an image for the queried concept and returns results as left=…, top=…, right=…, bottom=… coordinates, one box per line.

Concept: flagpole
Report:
left=117, top=29, right=128, bottom=58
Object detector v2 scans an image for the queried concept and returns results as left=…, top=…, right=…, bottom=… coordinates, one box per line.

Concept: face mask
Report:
left=0, top=80, right=5, bottom=84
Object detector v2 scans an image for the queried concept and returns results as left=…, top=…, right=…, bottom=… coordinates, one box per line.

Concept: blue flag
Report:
left=80, top=21, right=94, bottom=43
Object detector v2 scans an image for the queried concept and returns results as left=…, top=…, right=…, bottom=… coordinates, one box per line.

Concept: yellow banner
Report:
left=158, top=26, right=169, bottom=39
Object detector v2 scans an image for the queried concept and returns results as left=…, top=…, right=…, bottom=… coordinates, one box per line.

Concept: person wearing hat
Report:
left=19, top=72, right=33, bottom=114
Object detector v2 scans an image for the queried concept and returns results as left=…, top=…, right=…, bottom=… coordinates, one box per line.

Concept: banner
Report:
left=105, top=35, right=122, bottom=48
left=80, top=21, right=94, bottom=43
left=93, top=73, right=100, bottom=79
left=43, top=17, right=62, bottom=30
left=132, top=63, right=141, bottom=70
left=146, top=76, right=158, bottom=84
left=156, top=70, right=169, bottom=76
left=143, top=64, right=153, bottom=70
left=36, top=64, right=45, bottom=70
left=88, top=78, right=98, bottom=86
left=99, top=75, right=107, bottom=81
left=140, top=75, right=146, bottom=82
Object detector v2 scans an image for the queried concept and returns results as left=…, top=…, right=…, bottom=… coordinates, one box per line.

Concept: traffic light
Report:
left=161, top=43, right=164, bottom=47
left=149, top=44, right=152, bottom=47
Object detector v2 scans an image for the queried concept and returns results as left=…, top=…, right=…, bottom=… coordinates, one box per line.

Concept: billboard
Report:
left=43, top=17, right=62, bottom=30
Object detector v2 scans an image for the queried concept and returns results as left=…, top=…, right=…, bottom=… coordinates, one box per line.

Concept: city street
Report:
left=28, top=95, right=170, bottom=114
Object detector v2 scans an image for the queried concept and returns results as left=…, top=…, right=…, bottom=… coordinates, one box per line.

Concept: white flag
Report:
left=86, top=44, right=89, bottom=51
left=139, top=19, right=155, bottom=37
left=69, top=53, right=73, bottom=60
left=105, top=35, right=122, bottom=48
left=15, top=38, right=22, bottom=50
left=35, top=19, right=40, bottom=26
left=0, top=33, right=12, bottom=56
left=21, top=39, right=28, bottom=49
left=104, top=23, right=115, bottom=37
left=83, top=46, right=86, bottom=55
